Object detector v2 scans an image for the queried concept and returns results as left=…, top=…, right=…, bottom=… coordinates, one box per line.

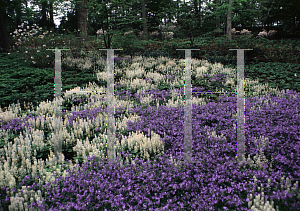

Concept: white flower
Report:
left=37, top=50, right=40, bottom=52
left=240, top=29, right=251, bottom=35
left=8, top=53, right=10, bottom=55
left=150, top=31, right=159, bottom=36
left=25, top=51, right=28, bottom=53
left=96, top=29, right=106, bottom=35
left=18, top=29, right=22, bottom=32
left=46, top=55, right=49, bottom=58
left=43, top=45, right=46, bottom=47
left=162, top=31, right=174, bottom=39
left=256, top=28, right=277, bottom=38
left=124, top=31, right=134, bottom=36
left=167, top=25, right=176, bottom=30
left=27, top=26, right=30, bottom=29
left=295, top=73, right=297, bottom=77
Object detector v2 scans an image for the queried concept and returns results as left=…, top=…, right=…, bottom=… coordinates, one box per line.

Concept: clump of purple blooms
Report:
left=0, top=57, right=299, bottom=210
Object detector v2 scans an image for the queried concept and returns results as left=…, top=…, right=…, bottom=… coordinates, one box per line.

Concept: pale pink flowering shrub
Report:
left=256, top=29, right=277, bottom=39
left=124, top=27, right=175, bottom=41
left=124, top=30, right=134, bottom=36
left=96, top=28, right=107, bottom=37
left=231, top=28, right=252, bottom=35
left=231, top=28, right=277, bottom=39
left=162, top=32, right=174, bottom=40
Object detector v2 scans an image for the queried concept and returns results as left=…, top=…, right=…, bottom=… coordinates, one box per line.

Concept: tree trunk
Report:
left=192, top=0, right=202, bottom=28
left=296, top=12, right=298, bottom=32
left=103, top=3, right=111, bottom=49
left=141, top=0, right=149, bottom=41
left=78, top=0, right=88, bottom=41
left=40, top=0, right=48, bottom=28
left=226, top=0, right=232, bottom=40
left=49, top=1, right=56, bottom=29
left=215, top=0, right=221, bottom=35
left=14, top=0, right=22, bottom=28
left=199, top=0, right=203, bottom=27
left=0, top=2, right=11, bottom=53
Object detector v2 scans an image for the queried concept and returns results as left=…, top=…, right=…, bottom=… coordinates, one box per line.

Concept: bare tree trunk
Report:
left=199, top=0, right=202, bottom=27
left=0, top=3, right=11, bottom=53
left=226, top=0, right=232, bottom=40
left=296, top=12, right=298, bottom=32
left=49, top=1, right=56, bottom=29
left=192, top=0, right=202, bottom=29
left=141, top=0, right=149, bottom=41
left=216, top=0, right=221, bottom=35
left=40, top=0, right=48, bottom=28
left=78, top=0, right=88, bottom=42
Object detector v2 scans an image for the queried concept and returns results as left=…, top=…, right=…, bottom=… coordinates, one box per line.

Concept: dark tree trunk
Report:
left=215, top=0, right=221, bottom=34
left=49, top=2, right=56, bottom=29
left=0, top=3, right=11, bottom=53
left=226, top=0, right=232, bottom=40
left=40, top=0, right=48, bottom=28
left=78, top=0, right=88, bottom=41
left=141, top=0, right=149, bottom=41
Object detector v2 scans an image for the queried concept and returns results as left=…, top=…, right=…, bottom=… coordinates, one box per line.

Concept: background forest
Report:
left=0, top=0, right=299, bottom=54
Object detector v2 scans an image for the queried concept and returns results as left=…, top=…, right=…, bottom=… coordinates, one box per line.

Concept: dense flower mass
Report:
left=0, top=54, right=299, bottom=211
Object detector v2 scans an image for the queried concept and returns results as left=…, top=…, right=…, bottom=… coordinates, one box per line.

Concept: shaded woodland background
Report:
left=0, top=0, right=299, bottom=54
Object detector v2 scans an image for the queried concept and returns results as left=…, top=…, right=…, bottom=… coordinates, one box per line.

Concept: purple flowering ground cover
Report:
left=0, top=56, right=299, bottom=211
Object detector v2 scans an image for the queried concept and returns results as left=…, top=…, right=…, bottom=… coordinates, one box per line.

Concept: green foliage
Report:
left=139, top=49, right=170, bottom=60
left=0, top=46, right=105, bottom=112
left=111, top=29, right=146, bottom=58
left=157, top=81, right=171, bottom=91
left=0, top=53, right=53, bottom=111
left=61, top=94, right=89, bottom=112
